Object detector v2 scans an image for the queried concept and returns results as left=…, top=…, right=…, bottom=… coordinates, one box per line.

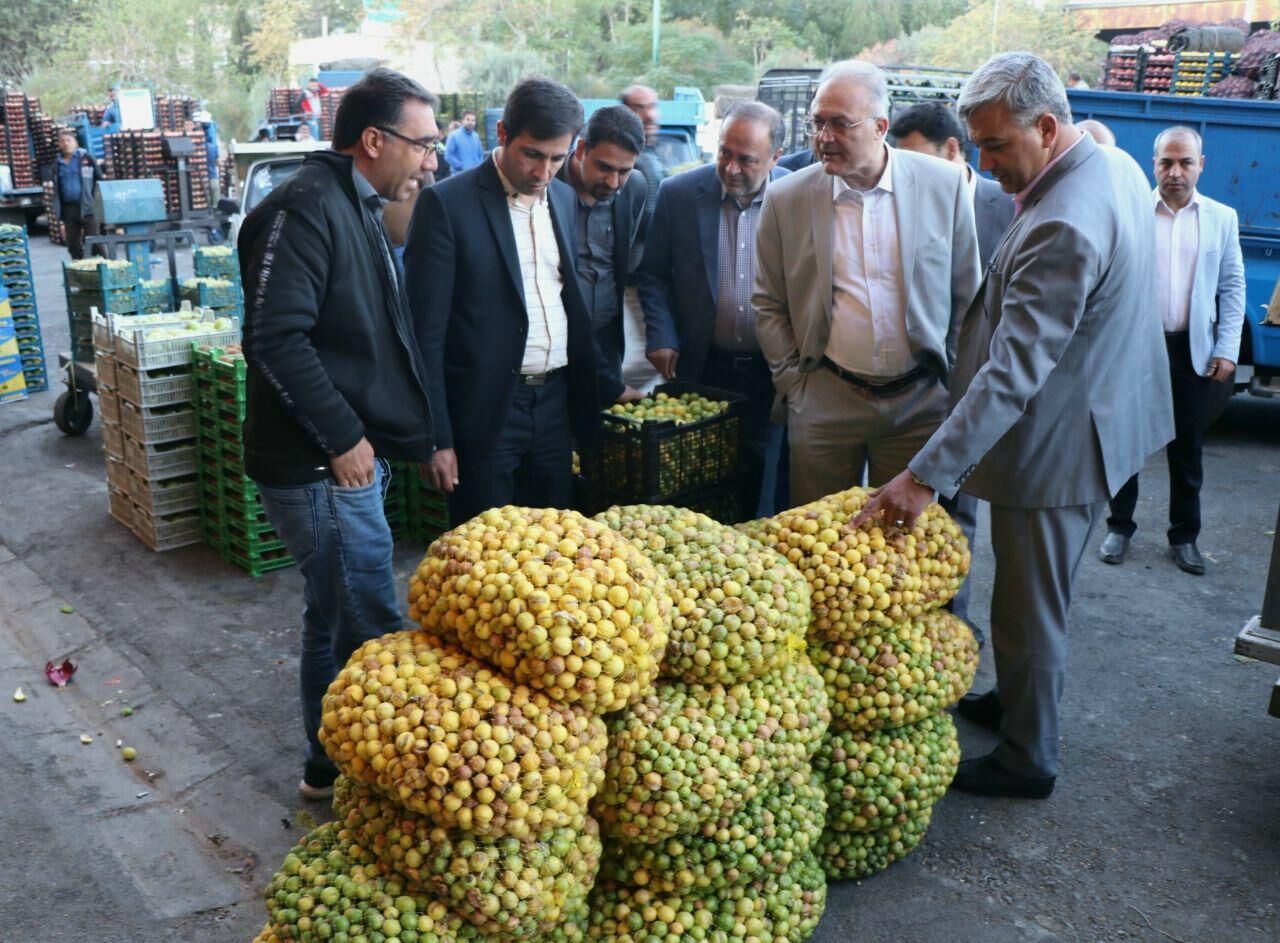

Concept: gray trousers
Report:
left=787, top=366, right=948, bottom=504
left=989, top=501, right=1103, bottom=779
left=942, top=490, right=979, bottom=624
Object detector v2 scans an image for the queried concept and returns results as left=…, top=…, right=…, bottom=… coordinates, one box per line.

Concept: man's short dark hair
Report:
left=889, top=101, right=967, bottom=150
left=462, top=109, right=477, bottom=119
left=502, top=77, right=583, bottom=142
left=722, top=101, right=786, bottom=151
left=582, top=105, right=644, bottom=155
left=332, top=67, right=438, bottom=150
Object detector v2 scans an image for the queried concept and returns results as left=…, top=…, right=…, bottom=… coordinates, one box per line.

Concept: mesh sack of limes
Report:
left=254, top=488, right=976, bottom=942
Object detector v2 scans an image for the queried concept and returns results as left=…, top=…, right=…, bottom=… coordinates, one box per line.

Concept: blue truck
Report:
left=1068, top=89, right=1280, bottom=399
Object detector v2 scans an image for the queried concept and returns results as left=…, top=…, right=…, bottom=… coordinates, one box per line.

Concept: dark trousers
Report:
left=702, top=348, right=788, bottom=520
left=1108, top=332, right=1219, bottom=545
left=447, top=371, right=573, bottom=527
left=61, top=203, right=100, bottom=261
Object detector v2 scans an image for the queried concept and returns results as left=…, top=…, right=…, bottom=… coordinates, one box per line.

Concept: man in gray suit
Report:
left=858, top=53, right=1174, bottom=798
left=754, top=61, right=982, bottom=506
left=890, top=101, right=1015, bottom=267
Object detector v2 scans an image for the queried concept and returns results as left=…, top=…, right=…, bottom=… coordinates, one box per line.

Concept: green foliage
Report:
left=461, top=46, right=552, bottom=104
left=0, top=0, right=92, bottom=86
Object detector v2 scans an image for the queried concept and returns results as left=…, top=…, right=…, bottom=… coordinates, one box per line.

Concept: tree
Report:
left=249, top=0, right=311, bottom=82
left=0, top=0, right=92, bottom=86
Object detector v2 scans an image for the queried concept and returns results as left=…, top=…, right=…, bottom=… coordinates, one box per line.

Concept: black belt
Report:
left=707, top=348, right=766, bottom=372
left=820, top=357, right=930, bottom=397
left=519, top=367, right=565, bottom=386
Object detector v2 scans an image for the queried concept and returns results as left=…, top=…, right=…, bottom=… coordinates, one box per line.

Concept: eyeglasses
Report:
left=376, top=126, right=439, bottom=155
left=803, top=115, right=874, bottom=137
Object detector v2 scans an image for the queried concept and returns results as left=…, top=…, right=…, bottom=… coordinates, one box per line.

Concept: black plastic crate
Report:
left=577, top=381, right=744, bottom=502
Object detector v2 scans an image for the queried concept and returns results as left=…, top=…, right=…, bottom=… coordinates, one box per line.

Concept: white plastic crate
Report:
left=114, top=313, right=241, bottom=370
left=94, top=347, right=117, bottom=388
left=108, top=485, right=134, bottom=529
left=91, top=308, right=192, bottom=351
left=101, top=419, right=124, bottom=459
left=105, top=456, right=132, bottom=494
left=123, top=433, right=198, bottom=482
left=131, top=505, right=201, bottom=551
left=119, top=399, right=196, bottom=445
left=115, top=362, right=194, bottom=409
left=98, top=386, right=121, bottom=424
left=127, top=469, right=199, bottom=516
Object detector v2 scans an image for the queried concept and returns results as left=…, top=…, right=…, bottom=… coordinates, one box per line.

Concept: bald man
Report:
left=1077, top=119, right=1115, bottom=147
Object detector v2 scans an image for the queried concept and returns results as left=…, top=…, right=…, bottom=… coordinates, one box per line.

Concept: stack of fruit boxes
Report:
left=192, top=344, right=295, bottom=576
left=101, top=312, right=238, bottom=549
left=0, top=224, right=46, bottom=391
left=64, top=260, right=141, bottom=367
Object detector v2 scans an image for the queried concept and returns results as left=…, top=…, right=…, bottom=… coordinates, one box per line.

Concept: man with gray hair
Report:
left=638, top=100, right=791, bottom=517
left=1101, top=126, right=1245, bottom=575
left=754, top=60, right=981, bottom=506
left=857, top=52, right=1173, bottom=798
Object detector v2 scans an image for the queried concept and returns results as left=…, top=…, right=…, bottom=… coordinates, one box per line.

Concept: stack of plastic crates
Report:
left=0, top=285, right=28, bottom=404
left=383, top=461, right=450, bottom=543
left=139, top=278, right=175, bottom=314
left=179, top=277, right=242, bottom=322
left=575, top=381, right=746, bottom=523
left=0, top=223, right=47, bottom=391
left=1142, top=46, right=1175, bottom=93
left=192, top=344, right=295, bottom=576
left=99, top=310, right=239, bottom=550
left=1172, top=51, right=1235, bottom=96
left=64, top=259, right=141, bottom=366
left=1103, top=46, right=1145, bottom=91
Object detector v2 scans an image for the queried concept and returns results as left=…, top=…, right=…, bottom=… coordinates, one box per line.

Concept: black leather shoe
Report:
left=1170, top=542, right=1205, bottom=575
left=951, top=753, right=1055, bottom=799
left=1099, top=532, right=1129, bottom=564
left=955, top=689, right=1002, bottom=732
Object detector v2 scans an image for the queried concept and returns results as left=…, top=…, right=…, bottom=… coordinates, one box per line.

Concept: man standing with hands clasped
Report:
left=857, top=53, right=1173, bottom=799
left=1099, top=126, right=1245, bottom=576
left=240, top=69, right=440, bottom=800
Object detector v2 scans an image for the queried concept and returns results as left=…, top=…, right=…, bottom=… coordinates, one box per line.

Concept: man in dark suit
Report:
left=406, top=77, right=638, bottom=525
left=637, top=101, right=790, bottom=518
left=557, top=105, right=649, bottom=395
left=891, top=101, right=1015, bottom=267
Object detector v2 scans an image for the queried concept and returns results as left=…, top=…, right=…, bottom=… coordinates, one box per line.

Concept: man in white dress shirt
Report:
left=1100, top=126, right=1246, bottom=574
left=754, top=61, right=981, bottom=505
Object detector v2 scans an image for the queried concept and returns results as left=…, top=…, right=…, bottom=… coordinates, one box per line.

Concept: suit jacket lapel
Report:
left=697, top=172, right=721, bottom=306
left=810, top=170, right=833, bottom=323
left=894, top=155, right=918, bottom=308
left=477, top=160, right=526, bottom=308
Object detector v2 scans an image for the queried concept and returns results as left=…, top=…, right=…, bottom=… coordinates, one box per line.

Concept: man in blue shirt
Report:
left=51, top=130, right=103, bottom=260
left=443, top=109, right=483, bottom=174
left=101, top=87, right=120, bottom=128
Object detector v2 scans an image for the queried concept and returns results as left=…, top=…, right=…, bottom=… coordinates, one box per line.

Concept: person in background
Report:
left=637, top=101, right=791, bottom=518
left=860, top=53, right=1173, bottom=799
left=297, top=77, right=327, bottom=139
left=557, top=105, right=648, bottom=395
left=889, top=99, right=1016, bottom=639
left=49, top=129, right=103, bottom=260
left=195, top=110, right=220, bottom=199
left=1100, top=126, right=1245, bottom=575
left=406, top=77, right=641, bottom=526
left=295, top=123, right=315, bottom=142
left=1066, top=71, right=1090, bottom=90
left=753, top=62, right=981, bottom=509
left=444, top=109, right=484, bottom=175
left=238, top=68, right=439, bottom=801
left=1077, top=119, right=1116, bottom=147
left=101, top=87, right=120, bottom=128
left=434, top=121, right=460, bottom=181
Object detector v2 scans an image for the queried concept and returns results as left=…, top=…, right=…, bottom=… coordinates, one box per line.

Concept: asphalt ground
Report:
left=1, top=232, right=1278, bottom=943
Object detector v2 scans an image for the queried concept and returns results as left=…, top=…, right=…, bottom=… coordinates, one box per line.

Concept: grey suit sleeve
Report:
left=753, top=189, right=803, bottom=398
left=910, top=218, right=1102, bottom=497
left=947, top=174, right=982, bottom=371
left=1212, top=207, right=1247, bottom=364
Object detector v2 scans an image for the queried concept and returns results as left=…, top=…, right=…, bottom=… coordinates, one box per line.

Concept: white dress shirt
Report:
left=1154, top=189, right=1200, bottom=334
left=826, top=145, right=912, bottom=378
left=493, top=152, right=570, bottom=374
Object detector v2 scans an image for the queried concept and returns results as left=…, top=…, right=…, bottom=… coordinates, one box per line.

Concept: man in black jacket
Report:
left=239, top=68, right=438, bottom=800
left=405, top=77, right=639, bottom=526
left=556, top=105, right=648, bottom=395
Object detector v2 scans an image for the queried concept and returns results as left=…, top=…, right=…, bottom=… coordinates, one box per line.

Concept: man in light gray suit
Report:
left=1101, top=126, right=1246, bottom=576
left=858, top=53, right=1174, bottom=798
left=754, top=61, right=982, bottom=506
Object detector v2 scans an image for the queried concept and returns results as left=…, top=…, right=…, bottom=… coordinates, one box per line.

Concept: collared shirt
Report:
left=573, top=183, right=617, bottom=328
left=826, top=145, right=912, bottom=378
left=352, top=164, right=401, bottom=296
left=714, top=180, right=767, bottom=352
left=1154, top=188, right=1200, bottom=333
left=1014, top=132, right=1086, bottom=215
left=493, top=151, right=569, bottom=374
left=57, top=153, right=83, bottom=204
left=964, top=164, right=978, bottom=206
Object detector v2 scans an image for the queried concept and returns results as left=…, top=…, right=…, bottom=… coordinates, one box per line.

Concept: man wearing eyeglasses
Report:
left=755, top=61, right=981, bottom=507
left=239, top=68, right=439, bottom=802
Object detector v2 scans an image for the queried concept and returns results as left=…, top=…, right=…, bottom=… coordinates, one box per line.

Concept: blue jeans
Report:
left=256, top=459, right=404, bottom=776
